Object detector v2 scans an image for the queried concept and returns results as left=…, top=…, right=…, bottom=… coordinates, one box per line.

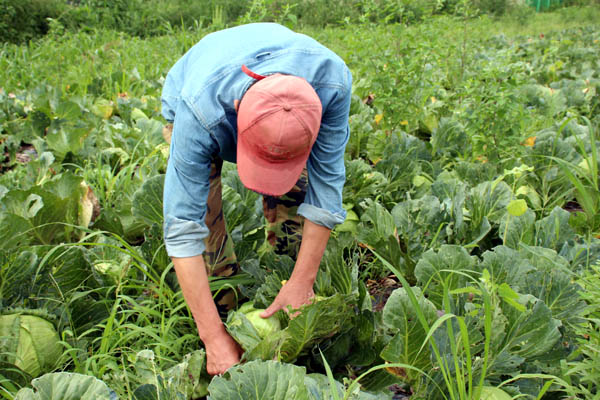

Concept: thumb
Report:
left=260, top=301, right=280, bottom=318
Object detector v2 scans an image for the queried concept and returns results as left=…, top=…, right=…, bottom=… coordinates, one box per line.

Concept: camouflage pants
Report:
left=206, top=158, right=307, bottom=313
left=163, top=124, right=307, bottom=313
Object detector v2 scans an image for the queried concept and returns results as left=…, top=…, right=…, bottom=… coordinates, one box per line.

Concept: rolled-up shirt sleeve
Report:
left=299, top=70, right=352, bottom=229
left=163, top=100, right=217, bottom=258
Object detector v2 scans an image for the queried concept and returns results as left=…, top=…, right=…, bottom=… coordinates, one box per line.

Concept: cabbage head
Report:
left=229, top=302, right=281, bottom=339
left=0, top=312, right=63, bottom=377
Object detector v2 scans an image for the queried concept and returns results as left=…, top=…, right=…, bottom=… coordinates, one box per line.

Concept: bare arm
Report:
left=260, top=219, right=331, bottom=318
left=172, top=255, right=241, bottom=375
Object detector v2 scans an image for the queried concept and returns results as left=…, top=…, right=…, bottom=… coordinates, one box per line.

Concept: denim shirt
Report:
left=161, top=23, right=352, bottom=258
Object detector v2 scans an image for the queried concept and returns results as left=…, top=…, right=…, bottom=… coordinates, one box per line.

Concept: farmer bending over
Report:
left=161, top=23, right=352, bottom=375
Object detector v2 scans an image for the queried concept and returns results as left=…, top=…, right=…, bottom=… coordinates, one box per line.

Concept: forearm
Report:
left=260, top=219, right=331, bottom=318
left=289, top=219, right=331, bottom=286
left=172, top=255, right=226, bottom=344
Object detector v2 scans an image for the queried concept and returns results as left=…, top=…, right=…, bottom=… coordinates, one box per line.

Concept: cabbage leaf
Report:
left=14, top=372, right=117, bottom=400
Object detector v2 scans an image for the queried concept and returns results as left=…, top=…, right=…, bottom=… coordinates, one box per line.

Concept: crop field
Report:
left=1, top=4, right=600, bottom=400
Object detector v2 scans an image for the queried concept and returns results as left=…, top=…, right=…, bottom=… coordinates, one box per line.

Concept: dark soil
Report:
left=367, top=276, right=401, bottom=312
left=563, top=200, right=584, bottom=213
left=389, top=384, right=412, bottom=399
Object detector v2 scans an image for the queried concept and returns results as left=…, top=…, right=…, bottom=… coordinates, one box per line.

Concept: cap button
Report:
left=283, top=104, right=292, bottom=111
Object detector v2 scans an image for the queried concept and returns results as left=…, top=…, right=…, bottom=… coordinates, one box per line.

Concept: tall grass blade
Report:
left=319, top=349, right=341, bottom=400
left=372, top=249, right=455, bottom=399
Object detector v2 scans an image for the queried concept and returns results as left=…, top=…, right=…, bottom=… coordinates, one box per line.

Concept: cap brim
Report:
left=237, top=140, right=308, bottom=196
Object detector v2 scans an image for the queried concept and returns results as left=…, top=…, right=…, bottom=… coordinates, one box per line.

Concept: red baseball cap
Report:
left=237, top=65, right=322, bottom=196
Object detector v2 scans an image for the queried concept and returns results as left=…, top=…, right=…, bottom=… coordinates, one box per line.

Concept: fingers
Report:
left=260, top=301, right=280, bottom=318
left=207, top=356, right=240, bottom=375
left=207, top=366, right=221, bottom=376
left=261, top=301, right=301, bottom=319
left=205, top=333, right=243, bottom=375
left=208, top=365, right=231, bottom=375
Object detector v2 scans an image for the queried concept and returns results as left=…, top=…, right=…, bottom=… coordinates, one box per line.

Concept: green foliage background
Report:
left=1, top=2, right=600, bottom=399
left=0, top=0, right=66, bottom=43
left=3, top=0, right=599, bottom=43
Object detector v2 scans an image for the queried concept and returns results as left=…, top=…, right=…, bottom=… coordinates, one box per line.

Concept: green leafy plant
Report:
left=0, top=310, right=63, bottom=378
left=550, top=117, right=600, bottom=235
left=227, top=302, right=281, bottom=340
left=13, top=372, right=117, bottom=400
left=226, top=293, right=355, bottom=363
left=563, top=262, right=600, bottom=398
left=1, top=8, right=600, bottom=400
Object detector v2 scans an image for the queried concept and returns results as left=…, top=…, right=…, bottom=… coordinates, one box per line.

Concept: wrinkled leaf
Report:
left=500, top=296, right=562, bottom=361
left=519, top=246, right=586, bottom=325
left=534, top=207, right=575, bottom=250
left=132, top=349, right=208, bottom=399
left=0, top=172, right=88, bottom=246
left=132, top=175, right=164, bottom=227
left=380, top=287, right=438, bottom=385
left=280, top=294, right=355, bottom=362
left=499, top=209, right=536, bottom=249
left=0, top=313, right=62, bottom=378
left=414, top=245, right=479, bottom=308
left=467, top=180, right=512, bottom=225
left=227, top=294, right=354, bottom=363
left=207, top=360, right=310, bottom=400
left=480, top=246, right=534, bottom=290
left=14, top=372, right=117, bottom=400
